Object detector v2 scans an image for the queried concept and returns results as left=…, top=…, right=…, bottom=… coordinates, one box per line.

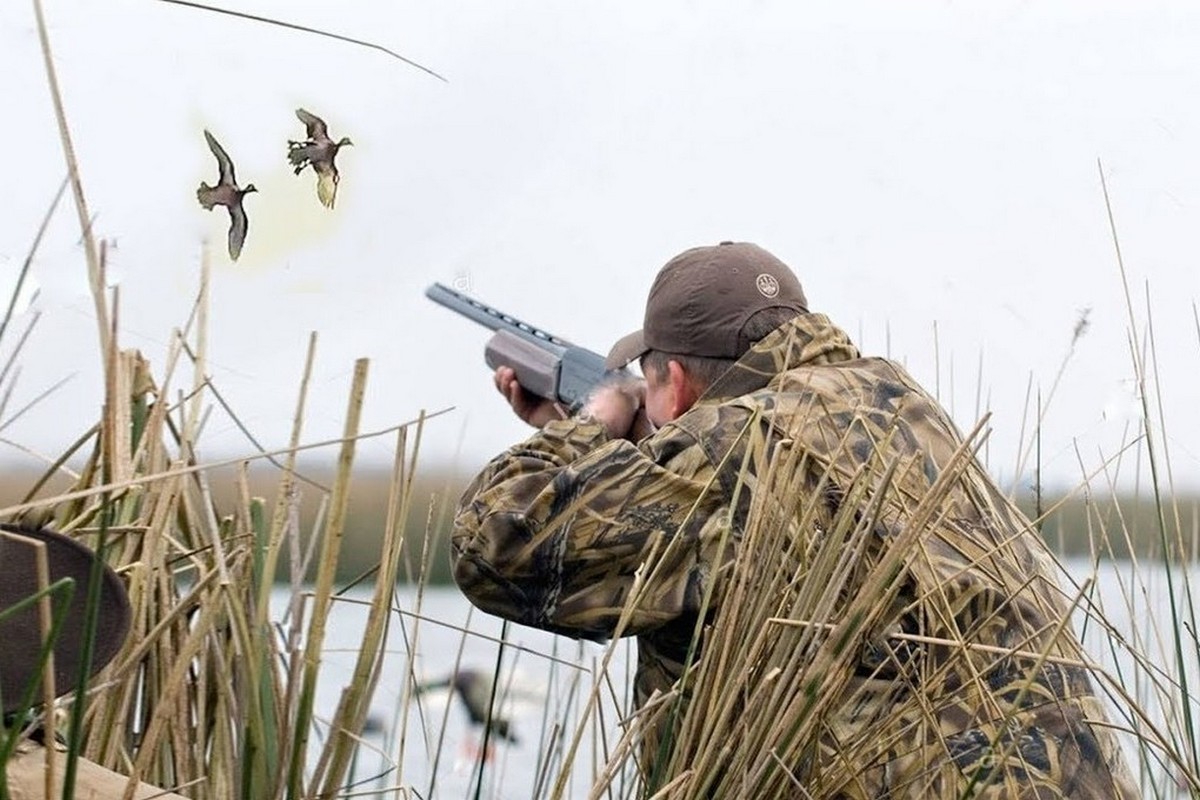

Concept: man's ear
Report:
left=667, top=360, right=699, bottom=419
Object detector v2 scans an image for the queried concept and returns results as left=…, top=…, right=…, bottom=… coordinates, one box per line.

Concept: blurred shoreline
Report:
left=2, top=460, right=1193, bottom=584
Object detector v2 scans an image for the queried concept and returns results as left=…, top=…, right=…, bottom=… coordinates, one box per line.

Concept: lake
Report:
left=308, top=556, right=1198, bottom=798
left=307, top=583, right=636, bottom=799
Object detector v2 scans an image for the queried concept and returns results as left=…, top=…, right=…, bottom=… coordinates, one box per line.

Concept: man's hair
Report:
left=640, top=307, right=801, bottom=390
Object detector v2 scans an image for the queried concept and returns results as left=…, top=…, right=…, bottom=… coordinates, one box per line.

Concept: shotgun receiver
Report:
left=426, top=282, right=616, bottom=411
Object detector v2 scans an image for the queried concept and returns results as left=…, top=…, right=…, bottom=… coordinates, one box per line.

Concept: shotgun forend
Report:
left=425, top=282, right=615, bottom=411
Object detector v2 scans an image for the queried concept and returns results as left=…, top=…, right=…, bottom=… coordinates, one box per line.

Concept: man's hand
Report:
left=495, top=366, right=568, bottom=428
left=578, top=376, right=654, bottom=441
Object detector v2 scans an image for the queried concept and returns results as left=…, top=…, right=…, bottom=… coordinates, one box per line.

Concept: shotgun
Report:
left=426, top=282, right=618, bottom=412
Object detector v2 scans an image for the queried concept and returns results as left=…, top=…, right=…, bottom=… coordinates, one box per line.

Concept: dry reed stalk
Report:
left=582, top=404, right=1169, bottom=799
left=689, top=456, right=918, bottom=795
left=31, top=0, right=109, bottom=359
left=156, top=0, right=449, bottom=81
left=290, top=358, right=368, bottom=796
left=24, top=534, right=57, bottom=794
left=395, top=520, right=437, bottom=783
left=391, top=426, right=441, bottom=788
left=0, top=186, right=445, bottom=797
left=258, top=332, right=319, bottom=629
left=311, top=423, right=420, bottom=795
left=10, top=6, right=1197, bottom=797
left=16, top=3, right=599, bottom=798
left=1, top=328, right=443, bottom=799
left=1096, top=159, right=1200, bottom=790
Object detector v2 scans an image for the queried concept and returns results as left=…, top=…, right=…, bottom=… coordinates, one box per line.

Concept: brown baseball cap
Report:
left=606, top=241, right=808, bottom=369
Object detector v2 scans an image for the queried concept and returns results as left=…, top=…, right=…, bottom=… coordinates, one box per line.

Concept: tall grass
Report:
left=4, top=4, right=1199, bottom=798
left=0, top=243, right=443, bottom=799
left=559, top=167, right=1200, bottom=798
left=4, top=166, right=1198, bottom=800
left=0, top=5, right=444, bottom=796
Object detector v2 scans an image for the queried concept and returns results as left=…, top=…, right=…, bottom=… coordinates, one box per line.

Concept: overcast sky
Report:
left=3, top=0, right=1199, bottom=493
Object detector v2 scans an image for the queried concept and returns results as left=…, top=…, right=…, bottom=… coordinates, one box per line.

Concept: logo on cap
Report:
left=756, top=273, right=780, bottom=298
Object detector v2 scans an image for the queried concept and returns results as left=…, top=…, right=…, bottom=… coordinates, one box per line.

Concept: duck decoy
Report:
left=416, top=667, right=519, bottom=744
left=0, top=522, right=132, bottom=716
left=287, top=108, right=352, bottom=209
left=196, top=129, right=257, bottom=261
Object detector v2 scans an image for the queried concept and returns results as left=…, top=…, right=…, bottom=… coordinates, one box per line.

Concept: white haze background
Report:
left=3, top=0, right=1199, bottom=491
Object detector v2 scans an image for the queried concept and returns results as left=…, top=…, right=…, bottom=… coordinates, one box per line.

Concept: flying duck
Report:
left=196, top=129, right=257, bottom=261
left=287, top=108, right=352, bottom=209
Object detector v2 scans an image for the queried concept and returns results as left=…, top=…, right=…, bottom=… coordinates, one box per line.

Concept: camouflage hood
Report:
left=702, top=311, right=862, bottom=401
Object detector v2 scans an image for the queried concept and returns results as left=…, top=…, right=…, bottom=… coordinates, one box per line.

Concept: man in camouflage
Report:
left=451, top=242, right=1138, bottom=797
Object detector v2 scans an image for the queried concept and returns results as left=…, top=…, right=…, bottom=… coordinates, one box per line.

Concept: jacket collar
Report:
left=700, top=313, right=860, bottom=400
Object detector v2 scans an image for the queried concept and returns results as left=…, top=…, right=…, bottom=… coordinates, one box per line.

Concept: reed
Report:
left=0, top=243, right=441, bottom=800
left=3, top=187, right=1196, bottom=800
left=566, top=425, right=1196, bottom=798
left=0, top=7, right=444, bottom=796
left=557, top=170, right=1200, bottom=799
left=3, top=4, right=1198, bottom=797
left=3, top=172, right=1197, bottom=800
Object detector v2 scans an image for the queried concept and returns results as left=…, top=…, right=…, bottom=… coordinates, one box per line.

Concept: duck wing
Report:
left=295, top=108, right=330, bottom=142
left=204, top=129, right=238, bottom=187
left=226, top=199, right=249, bottom=261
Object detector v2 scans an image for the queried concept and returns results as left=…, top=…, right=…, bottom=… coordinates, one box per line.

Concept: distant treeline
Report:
left=2, top=461, right=1196, bottom=584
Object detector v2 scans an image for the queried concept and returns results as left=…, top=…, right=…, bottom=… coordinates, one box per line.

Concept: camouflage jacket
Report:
left=452, top=313, right=1138, bottom=798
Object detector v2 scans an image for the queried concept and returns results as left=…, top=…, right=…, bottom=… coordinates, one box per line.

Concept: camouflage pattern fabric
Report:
left=452, top=313, right=1139, bottom=798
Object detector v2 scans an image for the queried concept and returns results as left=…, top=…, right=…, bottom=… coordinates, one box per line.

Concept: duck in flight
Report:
left=196, top=129, right=256, bottom=261
left=287, top=108, right=352, bottom=209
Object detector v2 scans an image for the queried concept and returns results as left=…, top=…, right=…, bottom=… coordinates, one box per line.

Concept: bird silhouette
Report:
left=416, top=667, right=519, bottom=744
left=196, top=129, right=256, bottom=261
left=287, top=108, right=352, bottom=209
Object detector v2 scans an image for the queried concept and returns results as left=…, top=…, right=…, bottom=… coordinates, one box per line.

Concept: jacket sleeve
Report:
left=450, top=417, right=727, bottom=640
